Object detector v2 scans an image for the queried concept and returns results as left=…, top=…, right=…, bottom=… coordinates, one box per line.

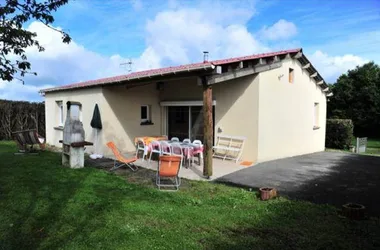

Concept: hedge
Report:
left=325, top=119, right=354, bottom=149
left=0, top=99, right=45, bottom=140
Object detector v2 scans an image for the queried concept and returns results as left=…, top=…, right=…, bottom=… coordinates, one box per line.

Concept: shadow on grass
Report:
left=202, top=200, right=380, bottom=250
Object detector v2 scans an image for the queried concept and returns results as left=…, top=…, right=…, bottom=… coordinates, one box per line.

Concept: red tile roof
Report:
left=40, top=48, right=302, bottom=93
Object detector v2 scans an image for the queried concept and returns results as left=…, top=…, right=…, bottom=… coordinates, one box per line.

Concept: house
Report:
left=40, top=48, right=331, bottom=165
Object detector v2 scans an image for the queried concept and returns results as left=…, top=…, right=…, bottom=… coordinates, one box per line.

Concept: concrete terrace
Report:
left=135, top=158, right=249, bottom=181
left=95, top=152, right=251, bottom=181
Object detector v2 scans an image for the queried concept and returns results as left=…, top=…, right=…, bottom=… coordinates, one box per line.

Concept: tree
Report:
left=0, top=0, right=71, bottom=82
left=328, top=62, right=380, bottom=136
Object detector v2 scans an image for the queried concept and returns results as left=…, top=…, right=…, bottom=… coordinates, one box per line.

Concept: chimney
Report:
left=203, top=51, right=209, bottom=63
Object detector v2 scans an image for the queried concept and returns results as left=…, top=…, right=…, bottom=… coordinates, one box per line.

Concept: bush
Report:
left=325, top=119, right=354, bottom=149
left=0, top=99, right=45, bottom=140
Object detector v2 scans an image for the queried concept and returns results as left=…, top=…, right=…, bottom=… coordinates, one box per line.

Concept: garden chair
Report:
left=171, top=142, right=184, bottom=168
left=183, top=138, right=191, bottom=143
left=160, top=141, right=172, bottom=156
left=12, top=129, right=45, bottom=154
left=135, top=138, right=148, bottom=161
left=106, top=142, right=138, bottom=171
left=156, top=155, right=182, bottom=191
left=192, top=139, right=203, bottom=165
left=171, top=137, right=179, bottom=142
left=149, top=140, right=162, bottom=163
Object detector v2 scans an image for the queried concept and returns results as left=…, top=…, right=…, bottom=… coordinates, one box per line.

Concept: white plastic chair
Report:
left=160, top=141, right=172, bottom=156
left=170, top=142, right=183, bottom=168
left=192, top=139, right=203, bottom=164
left=135, top=138, right=148, bottom=161
left=171, top=137, right=179, bottom=142
left=149, top=140, right=162, bottom=163
left=183, top=138, right=191, bottom=143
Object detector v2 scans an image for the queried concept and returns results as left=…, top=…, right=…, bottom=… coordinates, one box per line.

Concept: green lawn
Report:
left=352, top=138, right=380, bottom=155
left=0, top=142, right=379, bottom=250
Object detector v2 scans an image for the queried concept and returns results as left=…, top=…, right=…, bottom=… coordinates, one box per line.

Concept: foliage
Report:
left=328, top=62, right=380, bottom=137
left=0, top=142, right=380, bottom=249
left=0, top=0, right=71, bottom=82
left=326, top=119, right=354, bottom=149
left=0, top=99, right=45, bottom=140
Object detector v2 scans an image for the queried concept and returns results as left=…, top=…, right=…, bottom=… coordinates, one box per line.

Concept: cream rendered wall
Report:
left=101, top=83, right=161, bottom=155
left=45, top=83, right=161, bottom=156
left=213, top=75, right=260, bottom=162
left=257, top=59, right=327, bottom=162
left=160, top=75, right=260, bottom=162
left=45, top=88, right=104, bottom=151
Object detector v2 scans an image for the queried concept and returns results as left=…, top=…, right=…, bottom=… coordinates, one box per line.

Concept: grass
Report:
left=351, top=138, right=380, bottom=155
left=0, top=142, right=379, bottom=249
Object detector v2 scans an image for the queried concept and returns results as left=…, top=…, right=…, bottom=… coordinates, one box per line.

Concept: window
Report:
left=313, top=103, right=320, bottom=129
left=289, top=68, right=294, bottom=83
left=56, top=101, right=64, bottom=126
left=141, top=105, right=150, bottom=122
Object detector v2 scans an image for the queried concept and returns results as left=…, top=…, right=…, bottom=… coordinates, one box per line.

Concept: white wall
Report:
left=45, top=83, right=162, bottom=157
left=45, top=87, right=104, bottom=152
left=101, top=83, right=161, bottom=155
left=257, top=58, right=327, bottom=162
left=161, top=76, right=260, bottom=162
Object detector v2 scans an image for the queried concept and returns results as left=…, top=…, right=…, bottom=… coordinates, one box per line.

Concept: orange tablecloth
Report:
left=134, top=136, right=167, bottom=146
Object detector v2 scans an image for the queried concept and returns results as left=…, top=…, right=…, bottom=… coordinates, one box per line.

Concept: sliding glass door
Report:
left=168, top=106, right=189, bottom=141
left=167, top=106, right=214, bottom=142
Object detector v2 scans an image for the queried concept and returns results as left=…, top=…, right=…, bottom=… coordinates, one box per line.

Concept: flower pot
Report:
left=259, top=187, right=277, bottom=201
left=342, top=203, right=366, bottom=220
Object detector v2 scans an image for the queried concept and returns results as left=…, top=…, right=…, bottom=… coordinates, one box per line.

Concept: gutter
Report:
left=40, top=63, right=215, bottom=94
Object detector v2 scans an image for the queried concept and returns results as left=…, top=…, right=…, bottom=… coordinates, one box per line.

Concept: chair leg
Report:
left=149, top=151, right=153, bottom=163
left=175, top=176, right=179, bottom=190
left=156, top=173, right=160, bottom=190
left=127, top=163, right=138, bottom=171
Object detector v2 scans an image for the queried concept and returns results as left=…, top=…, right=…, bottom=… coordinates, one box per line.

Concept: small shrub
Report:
left=326, top=119, right=354, bottom=149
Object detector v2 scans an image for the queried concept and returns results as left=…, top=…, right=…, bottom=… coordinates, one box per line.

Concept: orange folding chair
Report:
left=106, top=142, right=138, bottom=171
left=156, top=155, right=182, bottom=191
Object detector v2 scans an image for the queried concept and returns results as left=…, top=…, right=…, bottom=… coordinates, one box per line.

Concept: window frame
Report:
left=57, top=101, right=64, bottom=126
left=289, top=68, right=294, bottom=83
left=140, top=105, right=150, bottom=122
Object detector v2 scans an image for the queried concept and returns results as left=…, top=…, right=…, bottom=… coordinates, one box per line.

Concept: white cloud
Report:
left=0, top=22, right=158, bottom=101
left=145, top=6, right=268, bottom=64
left=0, top=81, right=54, bottom=102
left=259, top=19, right=297, bottom=41
left=310, top=50, right=369, bottom=82
left=1, top=1, right=371, bottom=102
left=0, top=1, right=264, bottom=101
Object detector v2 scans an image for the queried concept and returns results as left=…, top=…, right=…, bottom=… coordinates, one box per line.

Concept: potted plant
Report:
left=259, top=187, right=277, bottom=201
left=342, top=203, right=366, bottom=220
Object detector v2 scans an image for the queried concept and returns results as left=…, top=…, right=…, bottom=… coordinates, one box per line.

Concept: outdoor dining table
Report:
left=134, top=136, right=168, bottom=146
left=164, top=141, right=204, bottom=166
left=134, top=136, right=168, bottom=157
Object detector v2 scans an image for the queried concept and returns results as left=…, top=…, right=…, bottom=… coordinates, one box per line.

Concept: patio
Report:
left=100, top=150, right=250, bottom=181
left=135, top=157, right=249, bottom=181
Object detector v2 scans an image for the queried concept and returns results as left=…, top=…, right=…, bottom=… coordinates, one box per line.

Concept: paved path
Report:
left=217, top=151, right=380, bottom=217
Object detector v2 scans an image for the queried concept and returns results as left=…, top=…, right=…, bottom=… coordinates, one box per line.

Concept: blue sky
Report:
left=1, top=0, right=379, bottom=101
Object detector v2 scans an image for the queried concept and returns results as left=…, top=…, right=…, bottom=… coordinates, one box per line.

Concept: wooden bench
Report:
left=213, top=135, right=246, bottom=163
left=12, top=129, right=45, bottom=154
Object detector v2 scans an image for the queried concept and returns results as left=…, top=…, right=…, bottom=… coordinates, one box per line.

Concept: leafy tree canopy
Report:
left=328, top=62, right=380, bottom=136
left=0, top=0, right=71, bottom=82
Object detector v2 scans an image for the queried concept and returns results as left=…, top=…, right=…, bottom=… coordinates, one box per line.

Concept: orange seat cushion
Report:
left=159, top=156, right=181, bottom=177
